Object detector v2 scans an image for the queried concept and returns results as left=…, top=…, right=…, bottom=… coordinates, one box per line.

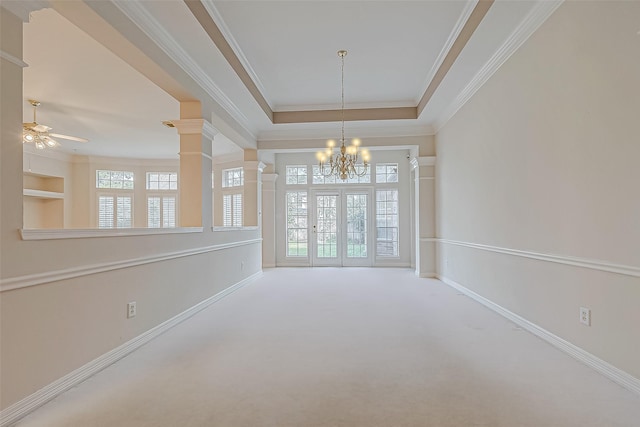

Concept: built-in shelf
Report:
left=23, top=172, right=65, bottom=229
left=23, top=189, right=65, bottom=199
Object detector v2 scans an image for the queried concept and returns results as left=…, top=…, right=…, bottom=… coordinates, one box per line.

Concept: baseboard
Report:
left=417, top=271, right=437, bottom=278
left=0, top=271, right=262, bottom=427
left=438, top=275, right=640, bottom=396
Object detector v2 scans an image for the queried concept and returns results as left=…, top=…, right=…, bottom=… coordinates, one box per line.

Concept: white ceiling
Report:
left=17, top=0, right=554, bottom=159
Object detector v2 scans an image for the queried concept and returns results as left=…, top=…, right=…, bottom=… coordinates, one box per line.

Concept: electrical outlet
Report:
left=579, top=307, right=591, bottom=326
left=127, top=302, right=137, bottom=318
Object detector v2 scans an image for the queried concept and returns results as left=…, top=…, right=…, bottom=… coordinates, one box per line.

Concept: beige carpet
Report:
left=15, top=268, right=640, bottom=426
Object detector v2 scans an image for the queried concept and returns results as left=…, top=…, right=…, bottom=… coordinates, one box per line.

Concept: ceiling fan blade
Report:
left=32, top=124, right=52, bottom=133
left=49, top=133, right=89, bottom=143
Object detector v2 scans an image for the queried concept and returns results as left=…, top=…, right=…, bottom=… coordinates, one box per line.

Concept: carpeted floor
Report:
left=15, top=268, right=640, bottom=426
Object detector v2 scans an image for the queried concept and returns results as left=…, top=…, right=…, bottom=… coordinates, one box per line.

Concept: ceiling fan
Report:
left=23, top=99, right=89, bottom=149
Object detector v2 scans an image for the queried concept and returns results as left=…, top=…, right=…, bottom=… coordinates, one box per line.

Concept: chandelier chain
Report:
left=316, top=50, right=370, bottom=180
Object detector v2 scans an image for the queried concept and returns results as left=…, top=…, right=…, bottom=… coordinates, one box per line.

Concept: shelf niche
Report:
left=23, top=173, right=64, bottom=229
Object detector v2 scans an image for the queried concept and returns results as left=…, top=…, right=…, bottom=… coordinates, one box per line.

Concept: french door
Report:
left=311, top=189, right=371, bottom=267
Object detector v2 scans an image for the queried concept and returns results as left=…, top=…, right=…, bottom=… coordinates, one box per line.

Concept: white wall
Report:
left=1, top=7, right=261, bottom=411
left=436, top=1, right=640, bottom=379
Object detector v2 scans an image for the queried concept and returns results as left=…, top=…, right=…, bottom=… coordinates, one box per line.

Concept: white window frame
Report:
left=146, top=172, right=178, bottom=191
left=285, top=165, right=308, bottom=185
left=375, top=163, right=399, bottom=183
left=375, top=189, right=399, bottom=258
left=222, top=167, right=244, bottom=188
left=286, top=191, right=308, bottom=257
left=96, top=170, right=134, bottom=190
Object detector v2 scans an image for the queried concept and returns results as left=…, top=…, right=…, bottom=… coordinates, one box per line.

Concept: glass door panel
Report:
left=313, top=193, right=340, bottom=265
left=346, top=194, right=367, bottom=258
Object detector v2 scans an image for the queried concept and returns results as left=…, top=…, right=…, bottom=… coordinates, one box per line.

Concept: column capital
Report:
left=171, top=119, right=204, bottom=135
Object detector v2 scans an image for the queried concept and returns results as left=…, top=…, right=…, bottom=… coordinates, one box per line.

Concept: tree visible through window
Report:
left=375, top=163, right=398, bottom=183
left=286, top=166, right=308, bottom=185
left=376, top=189, right=398, bottom=256
left=96, top=170, right=134, bottom=189
left=286, top=191, right=308, bottom=256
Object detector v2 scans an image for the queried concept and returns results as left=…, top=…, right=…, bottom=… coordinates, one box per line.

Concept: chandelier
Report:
left=316, top=50, right=370, bottom=180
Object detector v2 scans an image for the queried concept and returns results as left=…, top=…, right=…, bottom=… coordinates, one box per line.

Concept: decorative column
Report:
left=242, top=149, right=261, bottom=227
left=261, top=169, right=278, bottom=267
left=412, top=156, right=436, bottom=277
left=171, top=101, right=216, bottom=228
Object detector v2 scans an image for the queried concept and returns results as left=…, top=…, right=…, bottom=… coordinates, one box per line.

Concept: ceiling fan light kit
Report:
left=22, top=99, right=88, bottom=149
left=316, top=50, right=370, bottom=181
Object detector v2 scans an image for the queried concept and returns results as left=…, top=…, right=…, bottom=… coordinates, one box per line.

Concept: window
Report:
left=376, top=163, right=398, bottom=183
left=376, top=189, right=398, bottom=257
left=146, top=172, right=177, bottom=190
left=147, top=196, right=176, bottom=228
left=286, top=191, right=308, bottom=256
left=222, top=168, right=244, bottom=188
left=98, top=195, right=132, bottom=228
left=312, top=166, right=336, bottom=185
left=345, top=165, right=371, bottom=184
left=286, top=166, right=308, bottom=185
left=96, top=170, right=134, bottom=189
left=312, top=165, right=370, bottom=184
left=223, top=193, right=242, bottom=227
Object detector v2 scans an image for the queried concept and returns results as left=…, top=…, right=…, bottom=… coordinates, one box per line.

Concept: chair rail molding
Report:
left=1, top=237, right=262, bottom=292
left=434, top=238, right=640, bottom=278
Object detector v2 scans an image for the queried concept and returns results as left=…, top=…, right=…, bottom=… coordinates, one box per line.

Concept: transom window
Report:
left=96, top=170, right=134, bottom=189
left=146, top=172, right=177, bottom=190
left=375, top=163, right=398, bottom=183
left=222, top=168, right=244, bottom=188
left=286, top=166, right=308, bottom=185
left=311, top=165, right=370, bottom=184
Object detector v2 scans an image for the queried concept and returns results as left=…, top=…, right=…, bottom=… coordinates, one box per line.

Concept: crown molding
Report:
left=0, top=0, right=49, bottom=22
left=258, top=123, right=434, bottom=142
left=200, top=0, right=271, bottom=105
left=434, top=0, right=564, bottom=132
left=110, top=0, right=256, bottom=140
left=416, top=0, right=478, bottom=104
left=203, top=120, right=219, bottom=140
